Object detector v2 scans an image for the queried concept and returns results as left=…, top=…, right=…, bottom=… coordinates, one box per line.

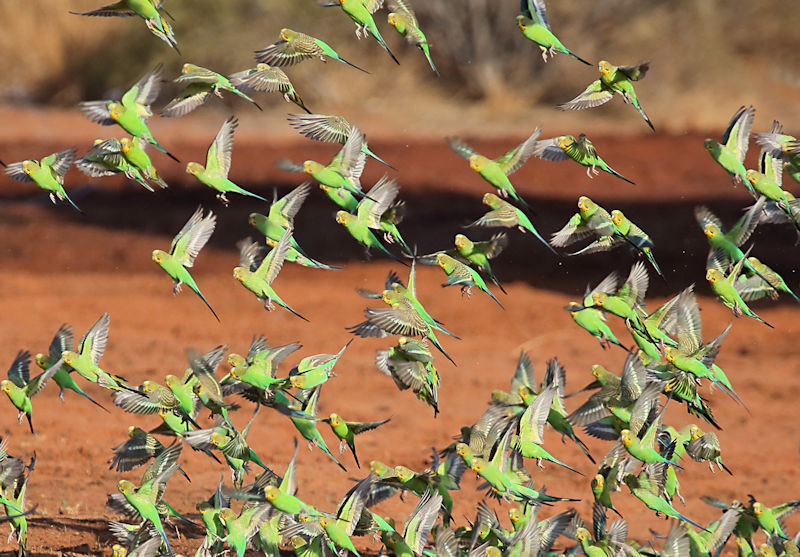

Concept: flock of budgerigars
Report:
left=2, top=0, right=800, bottom=556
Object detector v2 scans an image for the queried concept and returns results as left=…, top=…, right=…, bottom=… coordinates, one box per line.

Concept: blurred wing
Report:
left=206, top=116, right=238, bottom=177
left=230, top=66, right=291, bottom=94
left=470, top=206, right=519, bottom=228
left=446, top=137, right=479, bottom=161
left=49, top=324, right=74, bottom=361
left=78, top=100, right=115, bottom=125
left=256, top=228, right=292, bottom=284
left=79, top=313, right=111, bottom=365
left=618, top=62, right=650, bottom=81
left=173, top=207, right=215, bottom=267
left=559, top=81, right=613, bottom=111
left=130, top=65, right=164, bottom=108
left=287, top=113, right=351, bottom=144
left=4, top=162, right=33, bottom=183
left=6, top=351, right=31, bottom=389
left=160, top=83, right=212, bottom=118
left=721, top=105, right=755, bottom=162
left=533, top=138, right=569, bottom=161
left=47, top=148, right=78, bottom=178
left=497, top=127, right=541, bottom=175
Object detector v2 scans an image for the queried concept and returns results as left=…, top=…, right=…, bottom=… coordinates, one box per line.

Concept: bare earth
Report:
left=0, top=124, right=799, bottom=555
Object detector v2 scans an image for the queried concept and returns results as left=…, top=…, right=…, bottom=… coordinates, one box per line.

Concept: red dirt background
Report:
left=0, top=115, right=799, bottom=555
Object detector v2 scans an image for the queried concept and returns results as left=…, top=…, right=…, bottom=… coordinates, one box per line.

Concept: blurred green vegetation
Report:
left=1, top=0, right=799, bottom=129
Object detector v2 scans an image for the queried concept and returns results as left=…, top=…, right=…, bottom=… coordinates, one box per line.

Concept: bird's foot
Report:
left=214, top=88, right=224, bottom=99
left=59, top=390, right=65, bottom=403
left=320, top=56, right=327, bottom=63
left=16, top=413, right=22, bottom=424
left=173, top=283, right=182, bottom=295
left=592, top=166, right=599, bottom=175
left=307, top=441, right=314, bottom=451
left=537, top=458, right=545, bottom=470
left=49, top=193, right=57, bottom=204
left=339, top=440, right=346, bottom=454
left=264, top=299, right=275, bottom=312
left=540, top=49, right=548, bottom=63
left=460, top=286, right=473, bottom=298
left=216, top=192, right=230, bottom=206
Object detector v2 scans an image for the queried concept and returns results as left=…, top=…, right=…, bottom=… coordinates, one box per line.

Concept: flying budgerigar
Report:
left=229, top=64, right=312, bottom=114
left=387, top=0, right=438, bottom=75
left=71, top=0, right=179, bottom=52
left=287, top=113, right=394, bottom=168
left=186, top=117, right=267, bottom=205
left=704, top=105, right=755, bottom=191
left=161, top=63, right=262, bottom=117
left=534, top=133, right=634, bottom=184
left=152, top=206, right=219, bottom=320
left=79, top=65, right=179, bottom=162
left=322, top=0, right=400, bottom=64
left=3, top=148, right=81, bottom=211
left=559, top=61, right=654, bottom=131
left=517, top=0, right=590, bottom=65
left=255, top=28, right=368, bottom=73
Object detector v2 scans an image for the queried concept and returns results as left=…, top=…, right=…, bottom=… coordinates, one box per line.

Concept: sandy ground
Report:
left=0, top=128, right=799, bottom=555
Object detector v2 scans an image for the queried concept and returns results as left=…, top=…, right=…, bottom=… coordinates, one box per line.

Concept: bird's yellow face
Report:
left=387, top=13, right=397, bottom=27
left=248, top=214, right=259, bottom=226
left=120, top=138, right=132, bottom=153
left=558, top=136, right=571, bottom=150
left=186, top=162, right=202, bottom=176
left=736, top=538, right=748, bottom=552
left=152, top=250, right=164, bottom=264
left=164, top=375, right=177, bottom=388
left=265, top=238, right=278, bottom=248
left=592, top=292, right=605, bottom=306
left=192, top=383, right=203, bottom=395
left=591, top=364, right=603, bottom=378
left=577, top=196, right=590, bottom=211
left=689, top=425, right=701, bottom=440
left=518, top=385, right=530, bottom=399
left=620, top=429, right=632, bottom=445
left=280, top=28, right=291, bottom=42
left=706, top=269, right=719, bottom=283
left=233, top=267, right=245, bottom=281
left=210, top=431, right=226, bottom=447
left=508, top=508, right=521, bottom=523
left=454, top=234, right=467, bottom=249
left=319, top=184, right=331, bottom=194
left=196, top=501, right=212, bottom=513
left=181, top=63, right=194, bottom=74
left=289, top=376, right=304, bottom=389
left=302, top=160, right=315, bottom=174
left=109, top=103, right=122, bottom=120
left=703, top=139, right=715, bottom=150
left=456, top=443, right=469, bottom=457
left=757, top=544, right=771, bottom=557
left=398, top=336, right=409, bottom=348
left=265, top=486, right=278, bottom=501
left=290, top=536, right=306, bottom=549
left=381, top=291, right=393, bottom=305
left=753, top=502, right=764, bottom=516
left=112, top=544, right=125, bottom=557
left=0, top=380, right=11, bottom=394
left=335, top=211, right=348, bottom=225
left=62, top=351, right=75, bottom=366
left=598, top=61, right=611, bottom=76
left=436, top=253, right=447, bottom=268
left=230, top=367, right=244, bottom=380
left=395, top=465, right=413, bottom=481
left=118, top=479, right=134, bottom=494
left=34, top=354, right=47, bottom=368
left=127, top=425, right=138, bottom=437
left=329, top=413, right=341, bottom=427
left=469, top=155, right=482, bottom=171
left=319, top=517, right=330, bottom=528
left=22, top=161, right=35, bottom=175
left=592, top=474, right=604, bottom=490
left=516, top=15, right=527, bottom=31
left=470, top=459, right=484, bottom=473
left=576, top=528, right=590, bottom=542
left=228, top=354, right=245, bottom=368
left=219, top=508, right=236, bottom=522
left=611, top=210, right=624, bottom=226
left=142, top=380, right=155, bottom=393
left=745, top=169, right=758, bottom=184
left=703, top=223, right=718, bottom=238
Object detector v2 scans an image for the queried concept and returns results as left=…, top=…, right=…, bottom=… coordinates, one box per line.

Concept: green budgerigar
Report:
left=534, top=133, right=634, bottom=184
left=325, top=0, right=400, bottom=64
left=435, top=253, right=503, bottom=308
left=560, top=61, right=653, bottom=130
left=75, top=138, right=154, bottom=191
left=3, top=148, right=81, bottom=210
left=387, top=0, right=438, bottom=75
left=468, top=192, right=555, bottom=253
left=228, top=63, right=311, bottom=114
left=71, top=0, right=178, bottom=52
left=186, top=117, right=266, bottom=205
left=161, top=63, right=262, bottom=117
left=152, top=205, right=219, bottom=320
left=1, top=351, right=59, bottom=434
left=517, top=0, right=590, bottom=64
left=256, top=28, right=367, bottom=73
left=287, top=113, right=394, bottom=168
left=704, top=105, right=755, bottom=191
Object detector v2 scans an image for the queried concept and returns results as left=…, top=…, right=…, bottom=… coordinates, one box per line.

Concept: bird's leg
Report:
left=173, top=282, right=182, bottom=295
left=264, top=298, right=275, bottom=312
left=592, top=166, right=600, bottom=175
left=16, top=412, right=22, bottom=424
left=384, top=232, right=395, bottom=244
left=339, top=440, right=346, bottom=454
left=214, top=86, right=224, bottom=99
left=59, top=389, right=65, bottom=402
left=460, top=285, right=473, bottom=298
left=537, top=458, right=545, bottom=470
left=540, top=48, right=548, bottom=63
left=307, top=441, right=314, bottom=451
left=320, top=56, right=327, bottom=63
left=49, top=193, right=57, bottom=204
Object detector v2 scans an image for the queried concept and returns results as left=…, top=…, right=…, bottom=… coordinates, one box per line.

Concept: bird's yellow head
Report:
left=703, top=223, right=719, bottom=238
left=186, top=162, right=203, bottom=176
left=753, top=502, right=764, bottom=516
left=454, top=234, right=467, bottom=249
left=210, top=431, right=227, bottom=448
left=219, top=508, right=236, bottom=522
left=611, top=210, right=625, bottom=226
left=329, top=413, right=342, bottom=427
left=518, top=385, right=531, bottom=400
left=22, top=160, right=36, bottom=175
left=164, top=374, right=177, bottom=388
left=757, top=544, right=771, bottom=557
left=233, top=267, right=246, bottom=282
left=515, top=15, right=527, bottom=31
left=558, top=136, right=572, bottom=150
left=703, top=139, right=715, bottom=150
left=577, top=196, right=592, bottom=212
left=598, top=61, right=611, bottom=76
left=248, top=213, right=261, bottom=227
left=469, top=155, right=483, bottom=171
left=196, top=501, right=212, bottom=514
left=620, top=429, right=632, bottom=445
left=302, top=160, right=320, bottom=174
left=117, top=479, right=135, bottom=494
left=264, top=486, right=279, bottom=501
left=591, top=474, right=604, bottom=490
left=470, top=458, right=484, bottom=473
left=142, top=380, right=156, bottom=393
left=34, top=353, right=47, bottom=369
left=230, top=366, right=244, bottom=381
left=706, top=268, right=720, bottom=283
left=591, top=364, right=603, bottom=378
left=62, top=350, right=76, bottom=366
left=280, top=28, right=293, bottom=42
left=508, top=507, right=521, bottom=523
left=436, top=253, right=448, bottom=268
left=592, top=292, right=607, bottom=306
left=335, top=211, right=349, bottom=225
left=576, top=527, right=591, bottom=543
left=482, top=192, right=499, bottom=206
left=289, top=376, right=304, bottom=389
left=127, top=425, right=138, bottom=437
left=664, top=346, right=676, bottom=363
left=688, top=424, right=701, bottom=440
left=109, top=103, right=122, bottom=121
left=319, top=516, right=330, bottom=528
left=228, top=354, right=245, bottom=368
left=112, top=544, right=126, bottom=557
left=387, top=13, right=398, bottom=27
left=181, top=63, right=197, bottom=74
left=395, top=465, right=415, bottom=481
left=289, top=536, right=306, bottom=550
left=152, top=249, right=166, bottom=264
left=265, top=237, right=278, bottom=248
left=0, top=380, right=12, bottom=394
left=564, top=301, right=583, bottom=315
left=319, top=184, right=332, bottom=194
left=381, top=290, right=393, bottom=305
left=486, top=548, right=502, bottom=557
left=369, top=460, right=389, bottom=475
left=456, top=443, right=470, bottom=458
left=120, top=137, right=132, bottom=154
left=736, top=538, right=749, bottom=552
left=745, top=169, right=759, bottom=184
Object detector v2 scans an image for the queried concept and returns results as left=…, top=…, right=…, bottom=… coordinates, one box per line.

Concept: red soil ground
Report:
left=0, top=122, right=799, bottom=555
